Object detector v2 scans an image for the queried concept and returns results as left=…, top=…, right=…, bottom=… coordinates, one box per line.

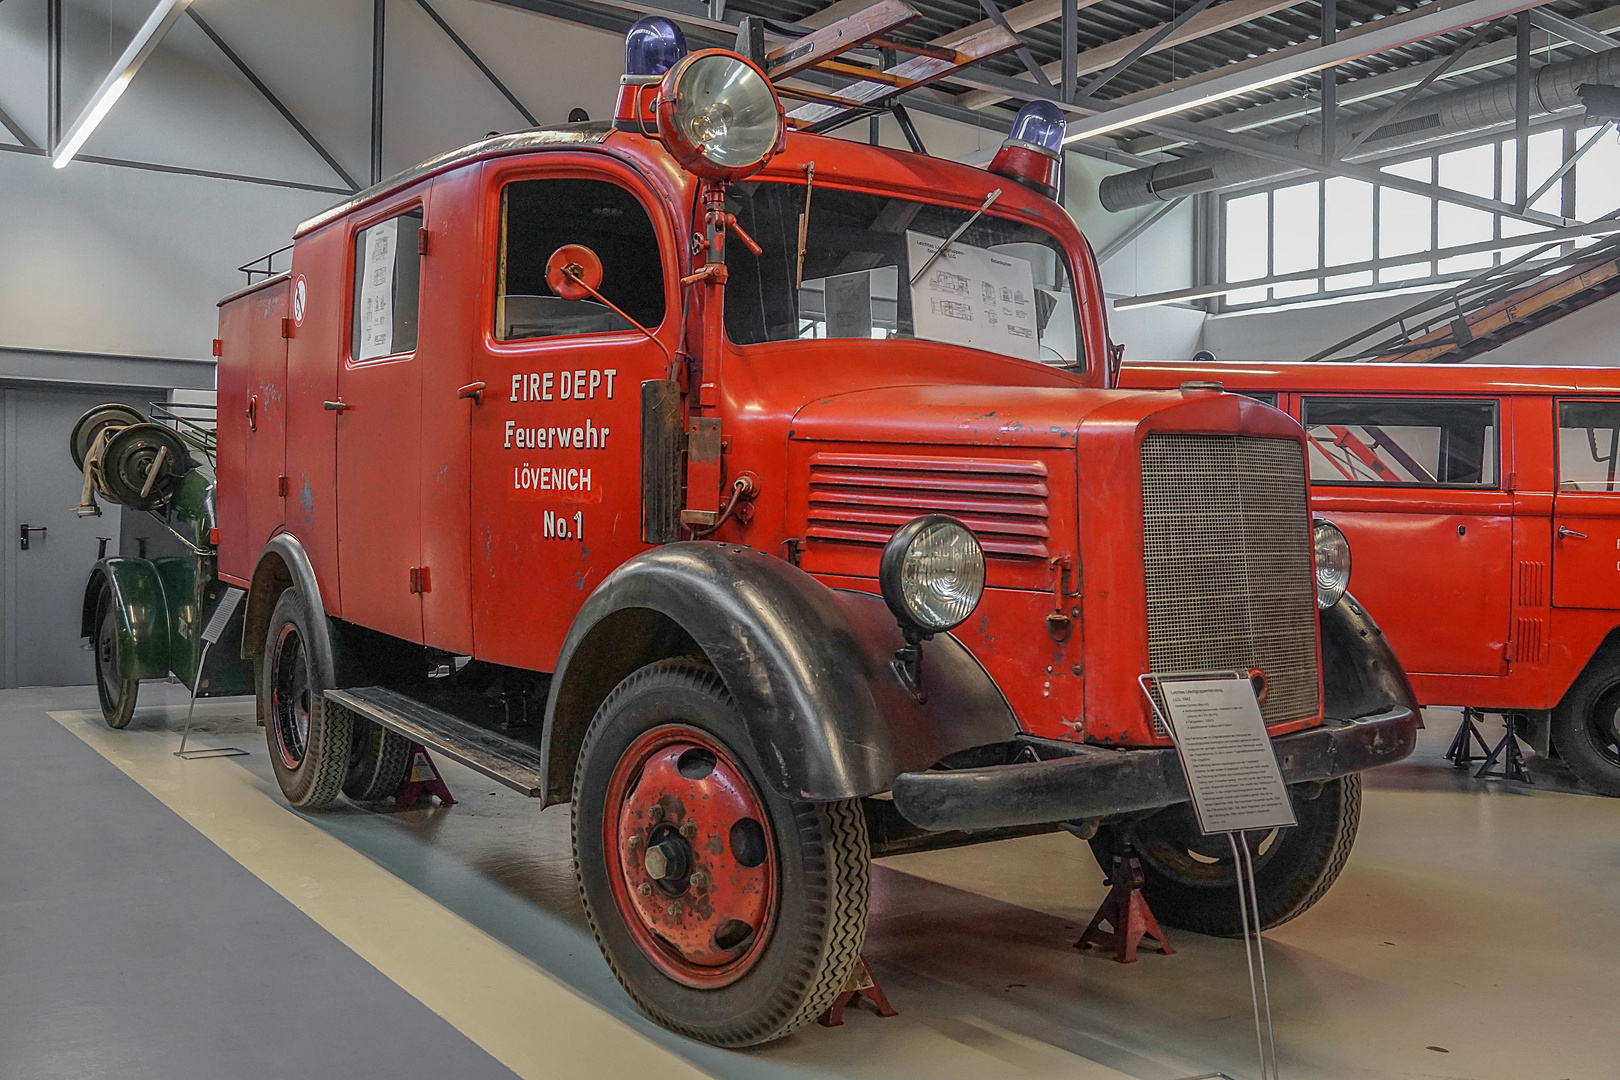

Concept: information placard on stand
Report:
left=1141, top=671, right=1295, bottom=1080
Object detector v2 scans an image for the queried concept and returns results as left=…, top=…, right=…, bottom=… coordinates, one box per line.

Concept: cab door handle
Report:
left=457, top=381, right=486, bottom=405
left=324, top=400, right=349, bottom=413
left=1558, top=525, right=1587, bottom=540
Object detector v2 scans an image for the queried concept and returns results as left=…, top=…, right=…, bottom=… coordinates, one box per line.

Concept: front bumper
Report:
left=890, top=706, right=1418, bottom=832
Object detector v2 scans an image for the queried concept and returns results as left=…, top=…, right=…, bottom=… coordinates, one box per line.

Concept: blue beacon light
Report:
left=987, top=100, right=1067, bottom=200
left=624, top=16, right=687, bottom=78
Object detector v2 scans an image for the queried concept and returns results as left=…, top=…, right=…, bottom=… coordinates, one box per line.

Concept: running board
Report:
left=325, top=686, right=547, bottom=797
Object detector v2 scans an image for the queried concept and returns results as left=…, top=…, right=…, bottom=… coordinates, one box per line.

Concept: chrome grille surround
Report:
left=1140, top=433, right=1320, bottom=733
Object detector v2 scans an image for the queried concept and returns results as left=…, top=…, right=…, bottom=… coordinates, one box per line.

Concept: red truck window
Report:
left=351, top=208, right=424, bottom=362
left=496, top=178, right=665, bottom=341
left=1301, top=396, right=1499, bottom=488
left=1558, top=400, right=1620, bottom=492
left=723, top=182, right=1083, bottom=368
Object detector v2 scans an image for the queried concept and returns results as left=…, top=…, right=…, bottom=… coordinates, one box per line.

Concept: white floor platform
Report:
left=5, top=685, right=1617, bottom=1080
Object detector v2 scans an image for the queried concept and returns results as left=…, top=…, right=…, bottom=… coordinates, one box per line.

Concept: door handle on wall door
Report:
left=457, top=381, right=486, bottom=405
left=323, top=400, right=349, bottom=413
left=1558, top=525, right=1588, bottom=540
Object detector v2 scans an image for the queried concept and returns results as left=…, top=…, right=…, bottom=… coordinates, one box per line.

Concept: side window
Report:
left=351, top=208, right=424, bottom=362
left=1302, top=397, right=1499, bottom=487
left=1239, top=390, right=1278, bottom=407
left=1558, top=400, right=1620, bottom=492
left=496, top=178, right=666, bottom=341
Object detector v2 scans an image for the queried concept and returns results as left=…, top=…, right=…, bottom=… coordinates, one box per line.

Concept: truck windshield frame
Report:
left=723, top=181, right=1085, bottom=370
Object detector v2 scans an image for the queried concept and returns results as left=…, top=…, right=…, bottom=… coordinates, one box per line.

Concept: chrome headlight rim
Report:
left=655, top=49, right=783, bottom=181
left=1313, top=518, right=1352, bottom=610
left=879, top=514, right=986, bottom=635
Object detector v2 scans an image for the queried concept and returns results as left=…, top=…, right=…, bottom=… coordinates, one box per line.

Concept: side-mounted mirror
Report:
left=545, top=244, right=670, bottom=366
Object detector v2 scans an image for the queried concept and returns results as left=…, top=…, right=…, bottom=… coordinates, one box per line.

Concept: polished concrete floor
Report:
left=2, top=684, right=1615, bottom=1080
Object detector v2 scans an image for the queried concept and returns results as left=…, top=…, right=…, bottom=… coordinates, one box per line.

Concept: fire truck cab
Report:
left=100, top=19, right=1417, bottom=1047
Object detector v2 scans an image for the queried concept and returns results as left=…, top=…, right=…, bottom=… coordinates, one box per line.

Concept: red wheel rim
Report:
left=602, top=724, right=778, bottom=988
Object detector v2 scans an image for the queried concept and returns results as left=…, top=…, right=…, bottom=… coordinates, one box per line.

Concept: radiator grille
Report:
left=1140, top=434, right=1320, bottom=732
left=806, top=452, right=1050, bottom=560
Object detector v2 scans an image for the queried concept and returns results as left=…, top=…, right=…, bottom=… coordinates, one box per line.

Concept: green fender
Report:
left=81, top=559, right=172, bottom=682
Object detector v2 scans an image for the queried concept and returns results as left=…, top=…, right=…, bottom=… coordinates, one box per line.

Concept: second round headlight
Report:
left=880, top=515, right=986, bottom=634
left=1313, top=519, right=1351, bottom=610
left=661, top=51, right=781, bottom=178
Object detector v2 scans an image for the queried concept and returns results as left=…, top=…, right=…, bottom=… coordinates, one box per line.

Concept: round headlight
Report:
left=1313, top=519, right=1351, bottom=610
left=656, top=50, right=783, bottom=180
left=879, top=516, right=986, bottom=635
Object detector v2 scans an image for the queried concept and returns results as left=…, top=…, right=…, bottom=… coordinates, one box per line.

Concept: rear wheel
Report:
left=93, top=592, right=138, bottom=729
left=1089, top=775, right=1361, bottom=937
left=344, top=716, right=413, bottom=802
left=259, top=589, right=351, bottom=810
left=1552, top=656, right=1620, bottom=797
left=573, top=658, right=869, bottom=1047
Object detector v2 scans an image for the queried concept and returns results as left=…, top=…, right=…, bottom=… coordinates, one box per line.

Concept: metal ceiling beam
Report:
left=1095, top=197, right=1183, bottom=263
left=1078, top=0, right=1219, bottom=98
left=0, top=140, right=353, bottom=195
left=1123, top=5, right=1620, bottom=155
left=0, top=99, right=36, bottom=148
left=53, top=0, right=194, bottom=168
left=185, top=9, right=360, bottom=191
left=372, top=0, right=385, bottom=184
left=410, top=0, right=540, bottom=125
left=1528, top=8, right=1615, bottom=52
left=1059, top=0, right=1559, bottom=143
left=959, top=0, right=1306, bottom=111
left=975, top=0, right=1054, bottom=90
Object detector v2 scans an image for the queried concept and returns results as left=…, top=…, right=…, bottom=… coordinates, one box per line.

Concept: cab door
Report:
left=335, top=199, right=428, bottom=643
left=1552, top=398, right=1620, bottom=609
left=1302, top=395, right=1512, bottom=677
left=467, top=160, right=680, bottom=672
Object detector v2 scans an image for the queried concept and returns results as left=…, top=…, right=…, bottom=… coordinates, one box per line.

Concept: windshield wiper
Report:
left=795, top=161, right=815, bottom=290
left=908, top=187, right=1001, bottom=286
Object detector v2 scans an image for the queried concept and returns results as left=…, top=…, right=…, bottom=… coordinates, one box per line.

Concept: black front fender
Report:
left=543, top=542, right=1018, bottom=804
left=1322, top=590, right=1419, bottom=721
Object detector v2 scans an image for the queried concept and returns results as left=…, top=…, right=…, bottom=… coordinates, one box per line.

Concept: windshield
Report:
left=724, top=182, right=1083, bottom=368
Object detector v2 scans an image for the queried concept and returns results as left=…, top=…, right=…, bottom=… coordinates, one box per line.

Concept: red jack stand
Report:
left=1076, top=854, right=1174, bottom=964
left=394, top=744, right=457, bottom=810
left=818, top=956, right=897, bottom=1027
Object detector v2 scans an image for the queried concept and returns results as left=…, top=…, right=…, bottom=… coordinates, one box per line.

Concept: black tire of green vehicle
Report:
left=94, top=591, right=138, bottom=730
left=1551, top=653, right=1620, bottom=797
left=572, top=658, right=869, bottom=1047
left=344, top=716, right=413, bottom=802
left=1089, top=774, right=1361, bottom=937
left=259, top=588, right=351, bottom=810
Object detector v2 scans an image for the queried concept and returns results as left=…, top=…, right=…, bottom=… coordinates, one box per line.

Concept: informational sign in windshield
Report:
left=906, top=231, right=1039, bottom=362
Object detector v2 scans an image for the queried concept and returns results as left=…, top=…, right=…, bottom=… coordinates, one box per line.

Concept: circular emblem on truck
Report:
left=291, top=275, right=307, bottom=326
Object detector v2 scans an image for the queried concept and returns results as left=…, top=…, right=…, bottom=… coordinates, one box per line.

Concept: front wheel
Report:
left=572, top=658, right=869, bottom=1047
left=259, top=589, right=351, bottom=810
left=1089, top=774, right=1361, bottom=937
left=1551, top=657, right=1620, bottom=797
left=93, top=592, right=139, bottom=729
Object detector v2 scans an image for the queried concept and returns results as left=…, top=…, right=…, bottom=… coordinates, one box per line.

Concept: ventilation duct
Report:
left=1098, top=47, right=1620, bottom=212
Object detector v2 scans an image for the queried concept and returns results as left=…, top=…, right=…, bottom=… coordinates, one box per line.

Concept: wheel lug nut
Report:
left=627, top=834, right=642, bottom=849
left=647, top=804, right=665, bottom=823
left=638, top=882, right=652, bottom=897
left=690, top=871, right=708, bottom=893
left=667, top=902, right=683, bottom=917
left=680, top=822, right=696, bottom=838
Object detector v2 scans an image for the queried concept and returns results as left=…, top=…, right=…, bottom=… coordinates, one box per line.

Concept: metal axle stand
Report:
left=1076, top=853, right=1174, bottom=964
left=394, top=744, right=458, bottom=810
left=817, top=956, right=897, bottom=1027
left=1474, top=713, right=1533, bottom=784
left=1444, top=707, right=1492, bottom=768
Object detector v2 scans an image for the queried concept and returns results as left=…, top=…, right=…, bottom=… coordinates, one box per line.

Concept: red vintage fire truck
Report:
left=82, top=15, right=1417, bottom=1047
left=1124, top=360, right=1620, bottom=795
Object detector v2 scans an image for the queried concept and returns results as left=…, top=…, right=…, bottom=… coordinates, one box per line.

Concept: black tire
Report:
left=572, top=658, right=869, bottom=1047
left=1089, top=774, right=1361, bottom=937
left=259, top=589, right=351, bottom=810
left=343, top=715, right=413, bottom=802
left=92, top=591, right=139, bottom=730
left=1552, top=653, right=1620, bottom=797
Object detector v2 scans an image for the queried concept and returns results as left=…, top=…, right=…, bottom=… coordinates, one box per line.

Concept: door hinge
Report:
left=280, top=317, right=292, bottom=339
left=409, top=566, right=432, bottom=594
left=277, top=474, right=288, bottom=497
left=212, top=338, right=223, bottom=357
left=418, top=227, right=430, bottom=255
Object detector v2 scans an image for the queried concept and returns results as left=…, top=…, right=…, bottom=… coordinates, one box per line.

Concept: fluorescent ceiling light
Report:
left=52, top=0, right=194, bottom=169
